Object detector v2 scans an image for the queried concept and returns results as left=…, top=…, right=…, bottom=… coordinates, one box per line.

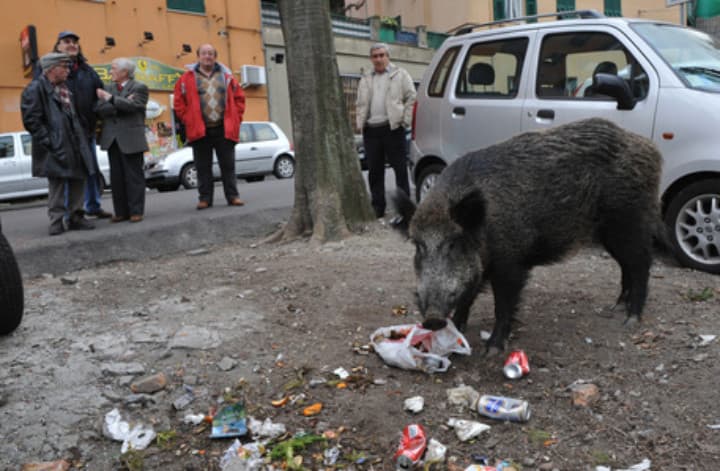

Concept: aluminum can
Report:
left=477, top=395, right=531, bottom=422
left=394, top=424, right=427, bottom=470
left=503, top=350, right=530, bottom=379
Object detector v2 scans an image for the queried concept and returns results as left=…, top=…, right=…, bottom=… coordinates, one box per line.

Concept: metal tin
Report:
left=503, top=350, right=530, bottom=379
left=477, top=395, right=531, bottom=422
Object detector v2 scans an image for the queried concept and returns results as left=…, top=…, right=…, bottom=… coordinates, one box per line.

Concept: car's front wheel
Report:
left=273, top=155, right=295, bottom=179
left=180, top=163, right=198, bottom=189
left=0, top=230, right=23, bottom=335
left=665, top=179, right=720, bottom=274
left=416, top=163, right=445, bottom=202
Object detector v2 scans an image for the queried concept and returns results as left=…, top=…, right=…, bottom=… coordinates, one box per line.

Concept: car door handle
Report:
left=250, top=146, right=258, bottom=150
left=452, top=107, right=466, bottom=116
left=537, top=109, right=555, bottom=119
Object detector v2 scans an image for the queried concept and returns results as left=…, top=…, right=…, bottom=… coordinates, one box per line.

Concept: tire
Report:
left=415, top=163, right=445, bottom=202
left=664, top=179, right=720, bottom=274
left=156, top=183, right=180, bottom=192
left=245, top=176, right=265, bottom=183
left=273, top=155, right=295, bottom=179
left=0, top=231, right=23, bottom=335
left=180, top=163, right=198, bottom=189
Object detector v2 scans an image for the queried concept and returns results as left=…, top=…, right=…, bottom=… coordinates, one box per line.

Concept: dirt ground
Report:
left=2, top=222, right=719, bottom=470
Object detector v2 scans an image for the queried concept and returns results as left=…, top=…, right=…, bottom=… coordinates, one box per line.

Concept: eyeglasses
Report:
left=371, top=53, right=386, bottom=58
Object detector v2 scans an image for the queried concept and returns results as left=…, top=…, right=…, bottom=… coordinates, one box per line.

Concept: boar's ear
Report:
left=390, top=189, right=415, bottom=237
left=450, top=190, right=485, bottom=233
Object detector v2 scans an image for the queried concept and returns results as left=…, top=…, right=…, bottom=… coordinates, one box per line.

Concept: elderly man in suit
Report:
left=96, top=58, right=149, bottom=223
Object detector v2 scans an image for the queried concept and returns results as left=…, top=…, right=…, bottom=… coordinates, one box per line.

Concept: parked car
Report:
left=355, top=129, right=411, bottom=171
left=410, top=10, right=720, bottom=274
left=0, top=131, right=111, bottom=201
left=0, top=215, right=23, bottom=335
left=144, top=121, right=295, bottom=191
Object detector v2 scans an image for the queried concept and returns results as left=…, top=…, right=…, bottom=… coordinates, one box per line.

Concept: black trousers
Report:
left=108, top=142, right=145, bottom=217
left=363, top=124, right=410, bottom=217
left=190, top=125, right=238, bottom=205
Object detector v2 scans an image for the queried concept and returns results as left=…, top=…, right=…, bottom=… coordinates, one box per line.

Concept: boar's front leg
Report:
left=486, top=265, right=529, bottom=356
left=450, top=277, right=483, bottom=332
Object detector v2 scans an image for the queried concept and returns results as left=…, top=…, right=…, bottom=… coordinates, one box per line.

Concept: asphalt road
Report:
left=1, top=173, right=399, bottom=278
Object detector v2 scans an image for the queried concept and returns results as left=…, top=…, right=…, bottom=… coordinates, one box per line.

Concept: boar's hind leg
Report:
left=599, top=222, right=652, bottom=324
left=486, top=266, right=529, bottom=355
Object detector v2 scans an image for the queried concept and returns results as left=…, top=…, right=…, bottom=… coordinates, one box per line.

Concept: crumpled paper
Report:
left=102, top=408, right=156, bottom=453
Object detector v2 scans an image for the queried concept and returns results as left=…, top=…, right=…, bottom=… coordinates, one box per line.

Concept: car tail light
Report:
left=411, top=101, right=418, bottom=141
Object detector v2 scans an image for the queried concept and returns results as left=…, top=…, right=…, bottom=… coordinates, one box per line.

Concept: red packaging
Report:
left=503, top=350, right=530, bottom=379
left=393, top=424, right=427, bottom=469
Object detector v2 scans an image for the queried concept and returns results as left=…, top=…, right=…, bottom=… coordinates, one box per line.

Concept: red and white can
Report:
left=503, top=350, right=530, bottom=379
left=394, top=424, right=427, bottom=469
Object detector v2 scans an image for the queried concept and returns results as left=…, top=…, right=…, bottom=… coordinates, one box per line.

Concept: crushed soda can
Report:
left=394, top=424, right=427, bottom=470
left=502, top=350, right=530, bottom=379
left=477, top=395, right=531, bottom=422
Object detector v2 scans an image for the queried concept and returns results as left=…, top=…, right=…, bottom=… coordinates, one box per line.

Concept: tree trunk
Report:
left=274, top=0, right=375, bottom=243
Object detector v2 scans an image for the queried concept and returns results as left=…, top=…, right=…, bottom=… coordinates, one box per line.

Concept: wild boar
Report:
left=393, top=118, right=664, bottom=354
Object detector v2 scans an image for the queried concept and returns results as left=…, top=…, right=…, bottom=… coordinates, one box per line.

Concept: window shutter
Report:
left=494, top=0, right=506, bottom=20
left=557, top=0, right=575, bottom=12
left=167, top=0, right=205, bottom=14
left=604, top=0, right=622, bottom=17
left=526, top=0, right=538, bottom=22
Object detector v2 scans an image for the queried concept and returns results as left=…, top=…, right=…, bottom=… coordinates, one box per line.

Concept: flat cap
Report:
left=57, top=30, right=79, bottom=41
left=40, top=52, right=71, bottom=73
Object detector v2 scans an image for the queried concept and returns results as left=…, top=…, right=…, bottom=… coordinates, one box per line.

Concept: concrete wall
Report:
left=2, top=0, right=268, bottom=133
left=262, top=25, right=435, bottom=140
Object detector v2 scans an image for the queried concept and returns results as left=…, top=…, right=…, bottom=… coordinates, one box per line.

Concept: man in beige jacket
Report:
left=356, top=43, right=416, bottom=218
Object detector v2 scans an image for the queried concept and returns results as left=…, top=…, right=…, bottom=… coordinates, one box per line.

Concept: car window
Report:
left=537, top=31, right=648, bottom=100
left=0, top=135, right=15, bottom=158
left=239, top=124, right=252, bottom=143
left=21, top=134, right=32, bottom=156
left=455, top=38, right=529, bottom=98
left=252, top=123, right=278, bottom=142
left=428, top=46, right=461, bottom=97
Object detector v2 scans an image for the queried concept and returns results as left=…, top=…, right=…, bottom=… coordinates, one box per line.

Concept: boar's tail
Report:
left=390, top=189, right=416, bottom=237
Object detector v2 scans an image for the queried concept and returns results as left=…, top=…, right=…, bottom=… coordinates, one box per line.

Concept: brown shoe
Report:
left=130, top=215, right=144, bottom=223
left=111, top=215, right=129, bottom=223
left=196, top=201, right=210, bottom=210
left=228, top=198, right=245, bottom=207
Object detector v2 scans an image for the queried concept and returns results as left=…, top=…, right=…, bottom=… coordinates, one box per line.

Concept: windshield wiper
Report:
left=678, top=66, right=720, bottom=80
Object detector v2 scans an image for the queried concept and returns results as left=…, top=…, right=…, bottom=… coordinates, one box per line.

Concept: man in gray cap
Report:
left=21, top=52, right=97, bottom=235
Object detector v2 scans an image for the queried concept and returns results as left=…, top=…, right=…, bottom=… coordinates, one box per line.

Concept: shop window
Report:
left=167, top=0, right=205, bottom=14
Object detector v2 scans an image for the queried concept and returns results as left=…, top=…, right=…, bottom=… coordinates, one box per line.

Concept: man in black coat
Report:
left=21, top=53, right=96, bottom=235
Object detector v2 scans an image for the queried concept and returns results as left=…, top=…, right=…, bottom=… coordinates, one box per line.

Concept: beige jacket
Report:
left=356, top=63, right=416, bottom=131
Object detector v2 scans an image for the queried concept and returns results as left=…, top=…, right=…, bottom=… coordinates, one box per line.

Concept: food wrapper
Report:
left=370, top=319, right=471, bottom=373
left=210, top=402, right=248, bottom=438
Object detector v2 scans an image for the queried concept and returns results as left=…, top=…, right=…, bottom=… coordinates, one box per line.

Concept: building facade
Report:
left=3, top=0, right=268, bottom=142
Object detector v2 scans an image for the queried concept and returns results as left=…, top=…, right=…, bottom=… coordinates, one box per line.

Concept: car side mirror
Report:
left=591, top=73, right=636, bottom=110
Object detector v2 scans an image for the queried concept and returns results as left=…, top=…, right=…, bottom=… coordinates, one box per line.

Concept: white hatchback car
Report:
left=144, top=121, right=295, bottom=191
left=410, top=11, right=720, bottom=273
left=0, top=131, right=110, bottom=202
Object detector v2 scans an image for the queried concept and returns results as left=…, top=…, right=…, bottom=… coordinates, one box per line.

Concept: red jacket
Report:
left=173, top=66, right=246, bottom=143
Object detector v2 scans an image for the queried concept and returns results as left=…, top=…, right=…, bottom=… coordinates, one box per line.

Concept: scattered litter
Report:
left=172, top=386, right=195, bottom=410
left=370, top=320, right=471, bottom=373
left=698, top=334, right=717, bottom=347
left=303, top=402, right=323, bottom=416
left=446, top=418, right=491, bottom=441
left=447, top=385, right=480, bottom=409
left=324, top=446, right=341, bottom=465
left=271, top=396, right=289, bottom=408
left=219, top=439, right=266, bottom=470
left=103, top=408, right=156, bottom=453
left=596, top=458, right=651, bottom=471
left=333, top=367, right=350, bottom=379
left=20, top=461, right=70, bottom=471
left=210, top=402, right=247, bottom=438
left=309, top=377, right=327, bottom=387
left=480, top=330, right=491, bottom=341
left=424, top=438, right=447, bottom=464
left=570, top=383, right=600, bottom=407
left=707, top=424, right=720, bottom=429
left=183, top=413, right=207, bottom=425
left=403, top=396, right=424, bottom=413
left=269, top=433, right=326, bottom=461
left=503, top=350, right=530, bottom=379
left=394, top=424, right=427, bottom=469
left=247, top=416, right=286, bottom=439
left=477, top=395, right=531, bottom=422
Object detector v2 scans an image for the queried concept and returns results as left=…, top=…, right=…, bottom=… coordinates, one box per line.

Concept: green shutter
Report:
left=526, top=0, right=537, bottom=22
left=604, top=0, right=622, bottom=17
left=557, top=0, right=575, bottom=12
left=167, top=0, right=205, bottom=14
left=494, top=0, right=506, bottom=21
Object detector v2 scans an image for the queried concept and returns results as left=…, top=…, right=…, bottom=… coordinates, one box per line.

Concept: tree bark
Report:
left=274, top=0, right=375, bottom=244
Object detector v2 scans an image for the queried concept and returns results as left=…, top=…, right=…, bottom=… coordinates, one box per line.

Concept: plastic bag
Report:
left=102, top=408, right=156, bottom=454
left=370, top=320, right=471, bottom=373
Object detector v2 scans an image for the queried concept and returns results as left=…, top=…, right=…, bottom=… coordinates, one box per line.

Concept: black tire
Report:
left=0, top=231, right=23, bottom=335
left=180, top=163, right=198, bottom=189
left=245, top=176, right=265, bottom=183
left=156, top=183, right=180, bottom=192
left=415, top=163, right=445, bottom=202
left=273, top=155, right=295, bottom=179
left=664, top=179, right=720, bottom=274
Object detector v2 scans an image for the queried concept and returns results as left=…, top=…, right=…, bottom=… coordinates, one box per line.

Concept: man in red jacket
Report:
left=173, top=44, right=246, bottom=209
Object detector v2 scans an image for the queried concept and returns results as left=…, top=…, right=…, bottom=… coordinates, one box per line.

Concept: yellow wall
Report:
left=2, top=0, right=267, bottom=133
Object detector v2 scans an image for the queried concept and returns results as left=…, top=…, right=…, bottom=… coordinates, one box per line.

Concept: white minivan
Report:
left=410, top=11, right=720, bottom=273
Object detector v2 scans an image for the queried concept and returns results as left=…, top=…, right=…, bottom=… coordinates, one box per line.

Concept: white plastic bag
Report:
left=102, top=408, right=156, bottom=454
left=370, top=320, right=471, bottom=373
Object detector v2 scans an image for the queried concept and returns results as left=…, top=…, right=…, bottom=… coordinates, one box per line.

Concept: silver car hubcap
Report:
left=276, top=158, right=294, bottom=178
left=185, top=166, right=198, bottom=188
left=675, top=193, right=720, bottom=266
